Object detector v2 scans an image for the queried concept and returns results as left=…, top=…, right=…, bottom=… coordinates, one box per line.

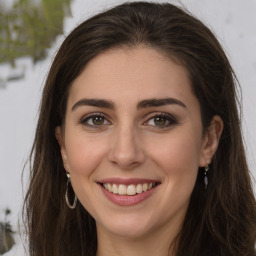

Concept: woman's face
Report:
left=56, top=47, right=219, bottom=240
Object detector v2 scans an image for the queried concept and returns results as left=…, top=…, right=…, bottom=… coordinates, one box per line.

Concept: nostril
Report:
left=108, top=136, right=146, bottom=168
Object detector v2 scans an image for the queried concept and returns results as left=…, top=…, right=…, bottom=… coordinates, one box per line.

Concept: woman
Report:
left=23, top=2, right=256, bottom=256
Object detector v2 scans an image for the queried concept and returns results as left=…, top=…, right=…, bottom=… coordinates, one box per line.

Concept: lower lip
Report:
left=99, top=184, right=158, bottom=206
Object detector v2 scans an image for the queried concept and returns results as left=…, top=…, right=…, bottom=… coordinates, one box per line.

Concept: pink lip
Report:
left=98, top=182, right=160, bottom=207
left=98, top=177, right=160, bottom=185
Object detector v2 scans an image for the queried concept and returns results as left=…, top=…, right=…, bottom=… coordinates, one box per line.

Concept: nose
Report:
left=108, top=124, right=146, bottom=169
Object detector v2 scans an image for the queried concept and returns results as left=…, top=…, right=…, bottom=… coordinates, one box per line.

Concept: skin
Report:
left=56, top=46, right=223, bottom=256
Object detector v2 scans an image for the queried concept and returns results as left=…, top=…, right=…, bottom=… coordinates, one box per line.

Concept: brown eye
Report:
left=80, top=114, right=110, bottom=127
left=154, top=116, right=168, bottom=126
left=144, top=113, right=177, bottom=128
left=91, top=116, right=105, bottom=125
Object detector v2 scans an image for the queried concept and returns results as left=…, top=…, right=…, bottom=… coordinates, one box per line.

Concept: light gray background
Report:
left=0, top=0, right=255, bottom=254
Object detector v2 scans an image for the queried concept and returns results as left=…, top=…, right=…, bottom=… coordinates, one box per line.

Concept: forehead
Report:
left=68, top=46, right=195, bottom=108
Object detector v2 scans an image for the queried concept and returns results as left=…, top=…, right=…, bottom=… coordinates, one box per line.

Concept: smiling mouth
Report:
left=100, top=182, right=160, bottom=196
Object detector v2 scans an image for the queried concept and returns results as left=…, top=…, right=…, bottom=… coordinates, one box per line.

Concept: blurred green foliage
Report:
left=0, top=0, right=72, bottom=66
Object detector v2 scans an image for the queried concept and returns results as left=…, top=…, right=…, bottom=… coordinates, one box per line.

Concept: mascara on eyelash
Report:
left=79, top=112, right=177, bottom=127
left=79, top=113, right=105, bottom=123
left=147, top=113, right=177, bottom=122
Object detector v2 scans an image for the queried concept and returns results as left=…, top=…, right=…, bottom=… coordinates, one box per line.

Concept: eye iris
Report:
left=92, top=116, right=104, bottom=125
left=154, top=116, right=167, bottom=126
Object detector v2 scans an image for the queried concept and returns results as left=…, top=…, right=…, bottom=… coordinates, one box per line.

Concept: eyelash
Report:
left=79, top=112, right=177, bottom=129
left=144, top=112, right=177, bottom=128
left=79, top=113, right=111, bottom=128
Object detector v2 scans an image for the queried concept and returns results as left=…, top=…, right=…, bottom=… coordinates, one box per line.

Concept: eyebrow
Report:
left=71, top=97, right=187, bottom=111
left=71, top=99, right=115, bottom=111
left=137, top=98, right=187, bottom=109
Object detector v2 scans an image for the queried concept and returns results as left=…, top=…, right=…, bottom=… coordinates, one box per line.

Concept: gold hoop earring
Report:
left=65, top=173, right=77, bottom=209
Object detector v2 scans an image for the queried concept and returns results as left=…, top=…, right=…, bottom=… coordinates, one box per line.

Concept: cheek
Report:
left=64, top=134, right=109, bottom=212
left=65, top=133, right=108, bottom=177
left=138, top=133, right=201, bottom=227
left=150, top=132, right=202, bottom=170
left=147, top=131, right=202, bottom=191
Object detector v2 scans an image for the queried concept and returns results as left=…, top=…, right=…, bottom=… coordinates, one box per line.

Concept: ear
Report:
left=199, top=115, right=224, bottom=167
left=55, top=126, right=70, bottom=172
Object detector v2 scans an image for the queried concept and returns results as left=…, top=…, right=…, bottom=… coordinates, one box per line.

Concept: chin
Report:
left=97, top=214, right=156, bottom=239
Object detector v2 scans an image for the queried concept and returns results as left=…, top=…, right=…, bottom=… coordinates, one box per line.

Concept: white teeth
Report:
left=107, top=183, right=112, bottom=192
left=112, top=184, right=118, bottom=194
left=142, top=183, right=148, bottom=192
left=127, top=185, right=136, bottom=195
left=136, top=184, right=143, bottom=194
left=102, top=182, right=157, bottom=195
left=118, top=184, right=126, bottom=195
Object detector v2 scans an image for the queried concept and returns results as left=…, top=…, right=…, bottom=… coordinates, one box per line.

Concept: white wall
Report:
left=0, top=0, right=255, bottom=254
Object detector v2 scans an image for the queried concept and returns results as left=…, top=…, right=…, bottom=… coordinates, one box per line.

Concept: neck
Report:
left=96, top=223, right=179, bottom=256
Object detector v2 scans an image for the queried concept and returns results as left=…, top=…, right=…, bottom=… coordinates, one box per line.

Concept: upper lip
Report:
left=97, top=177, right=161, bottom=185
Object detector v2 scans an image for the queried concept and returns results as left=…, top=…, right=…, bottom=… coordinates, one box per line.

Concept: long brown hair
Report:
left=23, top=2, right=256, bottom=256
